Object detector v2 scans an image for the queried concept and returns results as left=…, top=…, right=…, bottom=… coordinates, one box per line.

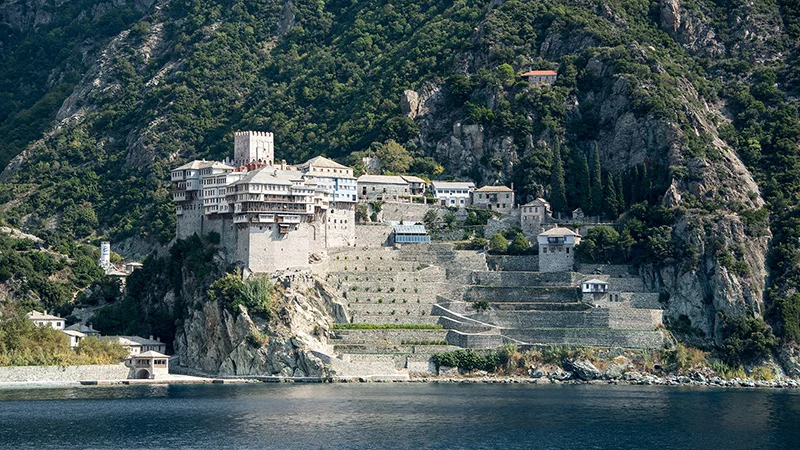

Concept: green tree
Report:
left=375, top=140, right=413, bottom=174
left=489, top=233, right=509, bottom=253
left=508, top=233, right=531, bottom=255
left=615, top=172, right=626, bottom=209
left=423, top=209, right=439, bottom=230
left=549, top=144, right=568, bottom=216
left=603, top=172, right=620, bottom=219
left=569, top=147, right=591, bottom=213
left=590, top=146, right=603, bottom=216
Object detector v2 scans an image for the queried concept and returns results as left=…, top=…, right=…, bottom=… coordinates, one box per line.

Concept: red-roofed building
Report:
left=521, top=69, right=558, bottom=85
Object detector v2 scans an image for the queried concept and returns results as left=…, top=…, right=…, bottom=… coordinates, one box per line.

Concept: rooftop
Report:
left=133, top=351, right=169, bottom=358
left=236, top=166, right=304, bottom=186
left=523, top=198, right=550, bottom=206
left=298, top=156, right=350, bottom=170
left=475, top=185, right=513, bottom=193
left=401, top=175, right=426, bottom=184
left=26, top=311, right=61, bottom=321
left=540, top=227, right=580, bottom=237
left=105, top=336, right=164, bottom=347
left=583, top=279, right=609, bottom=285
left=65, top=323, right=100, bottom=334
left=393, top=224, right=428, bottom=235
left=357, top=174, right=408, bottom=185
left=430, top=181, right=476, bottom=189
left=173, top=160, right=235, bottom=171
left=61, top=330, right=86, bottom=338
left=521, top=70, right=558, bottom=76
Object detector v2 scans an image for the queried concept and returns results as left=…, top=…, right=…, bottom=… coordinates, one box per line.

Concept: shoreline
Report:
left=2, top=373, right=798, bottom=390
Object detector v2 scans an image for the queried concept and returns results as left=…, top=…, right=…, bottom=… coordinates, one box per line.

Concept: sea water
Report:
left=0, top=383, right=798, bottom=449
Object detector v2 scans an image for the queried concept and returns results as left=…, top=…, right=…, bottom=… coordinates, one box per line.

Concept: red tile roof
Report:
left=521, top=70, right=558, bottom=77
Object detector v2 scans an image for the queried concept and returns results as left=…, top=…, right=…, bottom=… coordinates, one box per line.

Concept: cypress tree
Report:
left=640, top=163, right=651, bottom=204
left=629, top=165, right=640, bottom=204
left=603, top=172, right=620, bottom=219
left=578, top=153, right=591, bottom=213
left=615, top=172, right=625, bottom=210
left=590, top=146, right=603, bottom=216
left=550, top=143, right=568, bottom=216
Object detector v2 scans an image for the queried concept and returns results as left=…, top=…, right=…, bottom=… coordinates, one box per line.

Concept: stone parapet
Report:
left=502, top=329, right=664, bottom=348
left=445, top=330, right=504, bottom=348
left=0, top=364, right=129, bottom=382
left=473, top=271, right=579, bottom=287
left=332, top=329, right=449, bottom=345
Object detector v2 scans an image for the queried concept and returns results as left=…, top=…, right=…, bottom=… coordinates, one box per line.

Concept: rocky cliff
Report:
left=175, top=273, right=347, bottom=377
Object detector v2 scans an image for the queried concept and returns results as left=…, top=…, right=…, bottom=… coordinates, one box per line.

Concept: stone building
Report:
left=521, top=69, right=557, bottom=85
left=521, top=198, right=551, bottom=237
left=171, top=131, right=357, bottom=274
left=537, top=227, right=581, bottom=273
left=104, top=336, right=167, bottom=356
left=401, top=175, right=427, bottom=197
left=430, top=181, right=475, bottom=208
left=357, top=175, right=411, bottom=202
left=473, top=185, right=515, bottom=214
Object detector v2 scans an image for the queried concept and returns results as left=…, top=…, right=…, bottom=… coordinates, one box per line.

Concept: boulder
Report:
left=566, top=359, right=602, bottom=381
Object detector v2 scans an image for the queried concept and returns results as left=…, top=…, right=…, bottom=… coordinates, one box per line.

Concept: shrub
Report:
left=431, top=349, right=508, bottom=372
left=489, top=233, right=508, bottom=253
left=717, top=313, right=778, bottom=365
left=472, top=300, right=490, bottom=312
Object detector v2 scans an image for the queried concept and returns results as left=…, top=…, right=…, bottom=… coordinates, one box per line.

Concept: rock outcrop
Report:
left=174, top=273, right=347, bottom=377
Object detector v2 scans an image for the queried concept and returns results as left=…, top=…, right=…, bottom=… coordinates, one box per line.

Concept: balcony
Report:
left=256, top=214, right=276, bottom=223
left=233, top=215, right=250, bottom=224
left=172, top=192, right=186, bottom=201
left=547, top=237, right=566, bottom=245
left=278, top=215, right=301, bottom=224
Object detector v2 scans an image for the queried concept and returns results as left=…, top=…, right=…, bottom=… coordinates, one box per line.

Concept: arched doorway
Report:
left=135, top=369, right=151, bottom=379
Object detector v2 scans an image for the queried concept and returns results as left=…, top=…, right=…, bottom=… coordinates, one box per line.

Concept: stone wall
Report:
left=485, top=255, right=539, bottom=272
left=323, top=206, right=356, bottom=249
left=576, top=264, right=636, bottom=277
left=445, top=330, right=503, bottom=348
left=240, top=222, right=310, bottom=273
left=380, top=203, right=439, bottom=223
left=502, top=329, right=664, bottom=348
left=353, top=224, right=392, bottom=248
left=473, top=271, right=577, bottom=287
left=464, top=286, right=578, bottom=303
left=0, top=364, right=130, bottom=382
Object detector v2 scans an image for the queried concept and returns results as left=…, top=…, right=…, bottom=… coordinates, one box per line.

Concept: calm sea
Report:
left=0, top=382, right=798, bottom=449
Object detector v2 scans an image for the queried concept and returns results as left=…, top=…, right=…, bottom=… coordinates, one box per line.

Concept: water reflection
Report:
left=1, top=383, right=799, bottom=449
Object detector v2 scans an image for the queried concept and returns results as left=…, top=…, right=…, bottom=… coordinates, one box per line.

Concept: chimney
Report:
left=281, top=159, right=287, bottom=170
left=156, top=336, right=161, bottom=342
left=149, top=335, right=154, bottom=341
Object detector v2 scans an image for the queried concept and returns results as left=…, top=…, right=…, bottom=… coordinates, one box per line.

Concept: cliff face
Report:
left=174, top=273, right=347, bottom=377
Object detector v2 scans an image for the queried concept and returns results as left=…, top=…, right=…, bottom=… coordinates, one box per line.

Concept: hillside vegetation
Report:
left=1, top=0, right=800, bottom=359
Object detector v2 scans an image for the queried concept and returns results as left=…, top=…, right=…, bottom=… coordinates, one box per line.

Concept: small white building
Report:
left=521, top=69, right=558, bottom=85
left=125, top=351, right=170, bottom=379
left=430, top=181, right=475, bottom=208
left=104, top=336, right=167, bottom=356
left=581, top=279, right=609, bottom=294
left=61, top=330, right=86, bottom=348
left=26, top=311, right=65, bottom=330
left=538, top=227, right=581, bottom=273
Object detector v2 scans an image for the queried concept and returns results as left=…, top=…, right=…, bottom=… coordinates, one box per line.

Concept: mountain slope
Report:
left=1, top=0, right=800, bottom=353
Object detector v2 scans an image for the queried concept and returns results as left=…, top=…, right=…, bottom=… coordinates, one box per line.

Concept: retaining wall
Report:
left=577, top=264, right=636, bottom=277
left=485, top=255, right=539, bottom=272
left=502, top=329, right=664, bottom=348
left=445, top=330, right=504, bottom=349
left=473, top=271, right=578, bottom=287
left=354, top=224, right=393, bottom=248
left=0, top=364, right=129, bottom=382
left=464, top=286, right=579, bottom=303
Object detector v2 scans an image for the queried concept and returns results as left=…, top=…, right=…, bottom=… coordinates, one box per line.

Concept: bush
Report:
left=507, top=232, right=531, bottom=255
left=208, top=274, right=274, bottom=317
left=472, top=300, right=490, bottom=312
left=431, top=349, right=508, bottom=372
left=489, top=233, right=508, bottom=253
left=717, top=314, right=778, bottom=365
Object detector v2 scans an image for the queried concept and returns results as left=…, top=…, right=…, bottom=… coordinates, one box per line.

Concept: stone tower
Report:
left=234, top=131, right=274, bottom=166
left=537, top=227, right=581, bottom=273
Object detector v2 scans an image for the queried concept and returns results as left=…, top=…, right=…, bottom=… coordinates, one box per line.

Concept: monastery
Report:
left=171, top=131, right=357, bottom=273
